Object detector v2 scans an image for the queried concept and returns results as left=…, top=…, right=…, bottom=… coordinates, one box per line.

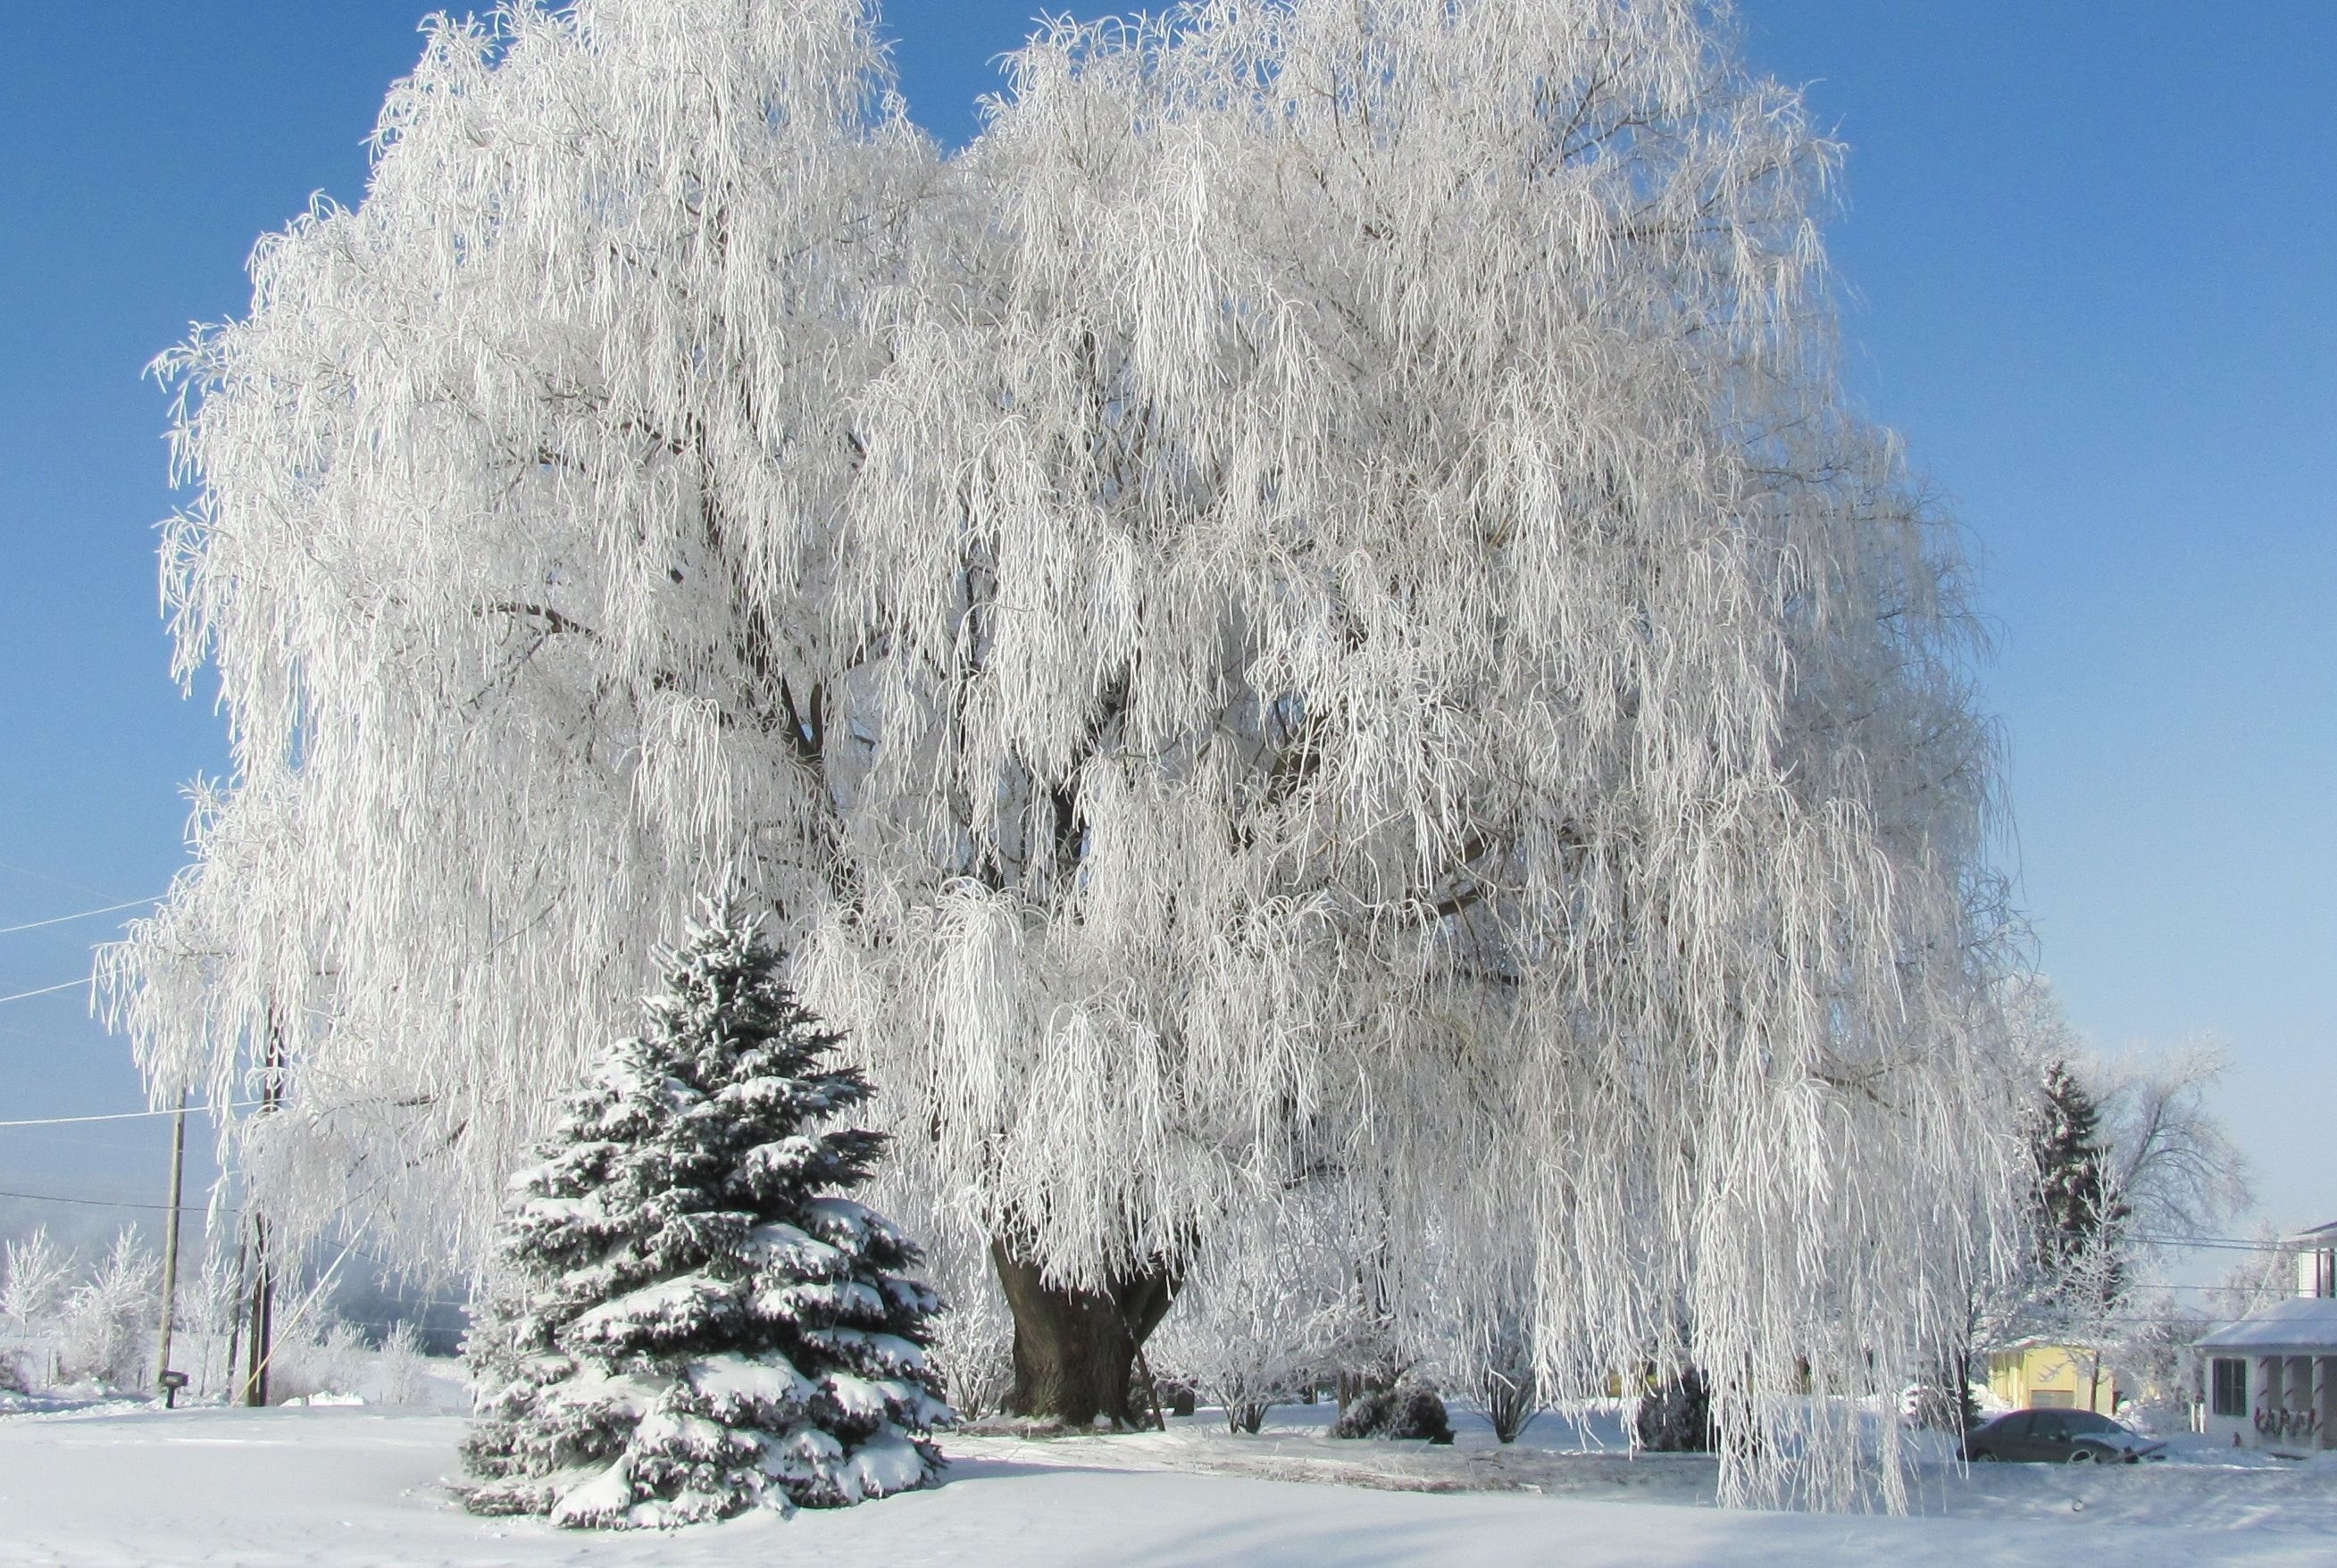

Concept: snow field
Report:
left=3, top=1403, right=2333, bottom=1568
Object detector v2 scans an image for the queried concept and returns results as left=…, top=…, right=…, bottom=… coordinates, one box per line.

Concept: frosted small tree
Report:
left=922, top=1265, right=1014, bottom=1422
left=461, top=901, right=948, bottom=1529
left=2095, top=1038, right=2251, bottom=1246
left=3, top=1228, right=76, bottom=1391
left=109, top=0, right=2022, bottom=1505
left=1479, top=1322, right=1542, bottom=1445
left=2, top=1227, right=74, bottom=1337
left=1153, top=1204, right=1364, bottom=1434
left=187, top=1229, right=249, bottom=1397
left=379, top=1320, right=429, bottom=1406
left=2209, top=1225, right=2299, bottom=1322
left=280, top=1317, right=370, bottom=1403
left=60, top=1230, right=159, bottom=1390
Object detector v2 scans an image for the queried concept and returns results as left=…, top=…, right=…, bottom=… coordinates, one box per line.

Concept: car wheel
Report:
left=2066, top=1449, right=2095, bottom=1464
left=1970, top=1449, right=1997, bottom=1462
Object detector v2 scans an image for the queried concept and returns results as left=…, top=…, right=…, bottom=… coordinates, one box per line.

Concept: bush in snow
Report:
left=276, top=1317, right=371, bottom=1404
left=1152, top=1375, right=1198, bottom=1419
left=1481, top=1335, right=1541, bottom=1445
left=1331, top=1383, right=1454, bottom=1445
left=1153, top=1206, right=1365, bottom=1435
left=920, top=1258, right=1014, bottom=1422
left=1636, top=1367, right=1716, bottom=1453
left=60, top=1230, right=158, bottom=1391
left=461, top=900, right=950, bottom=1529
left=2, top=1227, right=74, bottom=1339
left=377, top=1321, right=429, bottom=1406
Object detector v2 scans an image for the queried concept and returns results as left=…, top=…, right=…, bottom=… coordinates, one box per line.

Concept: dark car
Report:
left=1960, top=1407, right=2167, bottom=1464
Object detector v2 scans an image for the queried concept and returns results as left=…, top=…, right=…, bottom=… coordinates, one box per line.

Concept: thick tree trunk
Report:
left=989, top=1238, right=1179, bottom=1429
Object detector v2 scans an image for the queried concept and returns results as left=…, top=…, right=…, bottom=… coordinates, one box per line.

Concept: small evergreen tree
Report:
left=461, top=900, right=950, bottom=1529
left=2032, top=1060, right=2129, bottom=1306
left=1634, top=1367, right=1716, bottom=1454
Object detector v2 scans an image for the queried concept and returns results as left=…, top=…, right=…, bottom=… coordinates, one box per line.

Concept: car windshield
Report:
left=2059, top=1411, right=2121, bottom=1435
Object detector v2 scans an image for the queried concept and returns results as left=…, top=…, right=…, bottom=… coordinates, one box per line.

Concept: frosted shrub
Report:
left=277, top=1317, right=369, bottom=1402
left=378, top=1321, right=428, bottom=1406
left=1331, top=1385, right=1454, bottom=1445
left=59, top=1231, right=158, bottom=1391
left=1636, top=1370, right=1716, bottom=1454
left=2, top=1228, right=74, bottom=1339
left=182, top=1234, right=249, bottom=1398
left=1155, top=1209, right=1364, bottom=1434
left=922, top=1262, right=1014, bottom=1422
left=1480, top=1326, right=1541, bottom=1445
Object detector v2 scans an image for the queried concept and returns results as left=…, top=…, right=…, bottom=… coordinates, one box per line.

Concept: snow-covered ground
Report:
left=2, top=1400, right=2333, bottom=1567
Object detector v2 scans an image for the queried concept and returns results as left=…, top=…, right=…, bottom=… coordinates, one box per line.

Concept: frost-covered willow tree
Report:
left=106, top=0, right=2023, bottom=1504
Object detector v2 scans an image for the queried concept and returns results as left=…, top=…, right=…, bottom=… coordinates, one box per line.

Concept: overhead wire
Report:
left=0, top=980, right=90, bottom=1006
left=0, top=861, right=124, bottom=903
left=0, top=1104, right=263, bottom=1129
left=2134, top=1233, right=2308, bottom=1254
left=0, top=892, right=165, bottom=1015
left=0, top=897, right=162, bottom=936
left=0, top=1186, right=230, bottom=1214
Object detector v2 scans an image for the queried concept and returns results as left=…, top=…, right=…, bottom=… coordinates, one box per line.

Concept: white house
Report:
left=2197, top=1220, right=2337, bottom=1454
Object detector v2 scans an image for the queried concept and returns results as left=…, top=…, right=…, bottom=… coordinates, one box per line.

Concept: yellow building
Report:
left=1984, top=1340, right=2122, bottom=1414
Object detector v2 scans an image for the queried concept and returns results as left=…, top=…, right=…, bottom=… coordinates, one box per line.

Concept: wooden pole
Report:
left=239, top=1013, right=283, bottom=1407
left=240, top=1214, right=273, bottom=1407
left=153, top=1089, right=189, bottom=1397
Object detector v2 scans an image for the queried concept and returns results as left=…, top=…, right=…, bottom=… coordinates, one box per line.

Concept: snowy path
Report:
left=1, top=1406, right=2332, bottom=1567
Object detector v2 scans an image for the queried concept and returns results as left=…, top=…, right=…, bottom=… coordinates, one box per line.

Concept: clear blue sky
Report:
left=1, top=3, right=2328, bottom=1258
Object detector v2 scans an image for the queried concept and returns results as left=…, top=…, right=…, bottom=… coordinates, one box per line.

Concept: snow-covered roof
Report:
left=2197, top=1297, right=2337, bottom=1354
left=2286, top=1218, right=2337, bottom=1245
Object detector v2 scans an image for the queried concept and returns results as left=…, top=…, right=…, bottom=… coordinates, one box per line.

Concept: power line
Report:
left=0, top=1104, right=262, bottom=1129
left=0, top=897, right=162, bottom=936
left=0, top=980, right=89, bottom=1006
left=2136, top=1233, right=2302, bottom=1254
left=0, top=861, right=125, bottom=904
left=0, top=1186, right=233, bottom=1214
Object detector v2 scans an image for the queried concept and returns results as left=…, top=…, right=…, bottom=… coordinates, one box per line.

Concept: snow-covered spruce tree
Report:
left=462, top=901, right=947, bottom=1527
left=2030, top=1059, right=2130, bottom=1327
left=107, top=0, right=2021, bottom=1504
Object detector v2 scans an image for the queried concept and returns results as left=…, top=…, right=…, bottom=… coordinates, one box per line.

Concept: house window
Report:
left=2031, top=1389, right=2074, bottom=1408
left=2211, top=1357, right=2248, bottom=1419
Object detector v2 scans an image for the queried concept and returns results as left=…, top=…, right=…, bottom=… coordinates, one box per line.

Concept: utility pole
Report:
left=153, top=1088, right=188, bottom=1401
left=239, top=1211, right=273, bottom=1407
left=239, top=1014, right=283, bottom=1407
